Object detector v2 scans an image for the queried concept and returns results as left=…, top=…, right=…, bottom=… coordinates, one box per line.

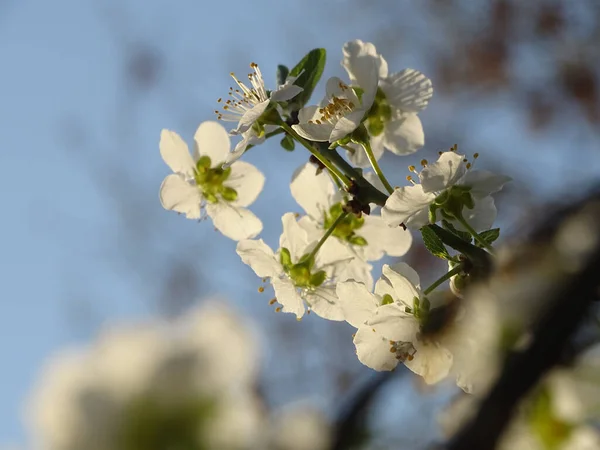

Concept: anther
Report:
left=258, top=286, right=265, bottom=293
left=473, top=153, right=479, bottom=159
left=420, top=159, right=428, bottom=166
left=275, top=306, right=282, bottom=312
left=466, top=163, right=472, bottom=169
left=269, top=298, right=277, bottom=305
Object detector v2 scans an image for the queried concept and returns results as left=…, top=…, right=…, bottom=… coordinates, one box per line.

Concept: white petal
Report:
left=206, top=203, right=263, bottom=240
left=290, top=163, right=335, bottom=219
left=271, top=83, right=303, bottom=102
left=356, top=215, right=413, bottom=260
left=325, top=77, right=360, bottom=104
left=457, top=196, right=497, bottom=232
left=231, top=100, right=271, bottom=135
left=160, top=129, right=195, bottom=177
left=346, top=133, right=385, bottom=168
left=336, top=281, right=379, bottom=328
left=368, top=303, right=419, bottom=342
left=159, top=174, right=202, bottom=219
left=226, top=161, right=265, bottom=207
left=459, top=170, right=512, bottom=197
left=227, top=129, right=265, bottom=165
left=330, top=109, right=365, bottom=142
left=380, top=68, right=433, bottom=113
left=383, top=114, right=425, bottom=155
left=306, top=285, right=344, bottom=321
left=381, top=185, right=434, bottom=229
left=272, top=278, right=305, bottom=319
left=354, top=326, right=400, bottom=371
left=381, top=264, right=421, bottom=307
left=406, top=342, right=453, bottom=385
left=236, top=239, right=281, bottom=278
left=374, top=277, right=395, bottom=299
left=279, top=212, right=310, bottom=260
left=297, top=105, right=320, bottom=122
left=292, top=122, right=333, bottom=142
left=334, top=257, right=374, bottom=291
left=419, top=152, right=467, bottom=193
left=193, top=121, right=231, bottom=165
left=385, top=262, right=421, bottom=290
left=342, top=39, right=388, bottom=85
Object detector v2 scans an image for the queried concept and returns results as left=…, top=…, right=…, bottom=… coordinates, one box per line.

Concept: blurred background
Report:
left=1, top=0, right=600, bottom=447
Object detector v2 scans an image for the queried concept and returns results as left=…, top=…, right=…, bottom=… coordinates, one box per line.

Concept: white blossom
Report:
left=290, top=162, right=412, bottom=277
left=237, top=213, right=366, bottom=320
left=291, top=61, right=378, bottom=143
left=341, top=40, right=433, bottom=167
left=159, top=121, right=265, bottom=240
left=382, top=150, right=511, bottom=231
left=337, top=263, right=453, bottom=384
left=215, top=62, right=302, bottom=136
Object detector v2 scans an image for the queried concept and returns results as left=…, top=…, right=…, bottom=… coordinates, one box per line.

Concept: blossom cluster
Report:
left=156, top=38, right=600, bottom=449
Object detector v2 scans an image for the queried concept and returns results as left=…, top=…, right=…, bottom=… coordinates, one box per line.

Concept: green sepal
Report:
left=476, top=228, right=500, bottom=248
left=196, top=155, right=211, bottom=169
left=381, top=294, right=394, bottom=306
left=280, top=134, right=295, bottom=151
left=349, top=235, right=368, bottom=246
left=276, top=64, right=290, bottom=87
left=204, top=192, right=218, bottom=204
left=309, top=270, right=327, bottom=287
left=420, top=225, right=451, bottom=260
left=287, top=48, right=326, bottom=111
left=280, top=247, right=292, bottom=270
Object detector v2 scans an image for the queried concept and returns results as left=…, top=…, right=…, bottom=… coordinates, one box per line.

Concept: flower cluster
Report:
left=157, top=40, right=513, bottom=389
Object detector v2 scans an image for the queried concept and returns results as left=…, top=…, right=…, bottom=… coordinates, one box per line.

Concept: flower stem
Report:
left=456, top=216, right=496, bottom=254
left=360, top=140, right=394, bottom=194
left=306, top=210, right=349, bottom=262
left=423, top=264, right=463, bottom=295
left=280, top=123, right=350, bottom=188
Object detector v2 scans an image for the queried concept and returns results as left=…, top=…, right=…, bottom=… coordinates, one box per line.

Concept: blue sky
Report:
left=1, top=0, right=599, bottom=445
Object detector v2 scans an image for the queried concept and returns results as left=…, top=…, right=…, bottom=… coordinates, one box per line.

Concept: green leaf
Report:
left=287, top=48, right=326, bottom=111
left=421, top=226, right=451, bottom=260
left=276, top=64, right=289, bottom=87
left=442, top=219, right=472, bottom=243
left=476, top=228, right=500, bottom=247
left=280, top=134, right=295, bottom=151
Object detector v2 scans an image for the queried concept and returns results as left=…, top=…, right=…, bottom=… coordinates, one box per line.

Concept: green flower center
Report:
left=429, top=185, right=474, bottom=223
left=323, top=203, right=367, bottom=246
left=365, top=87, right=392, bottom=137
left=280, top=248, right=326, bottom=288
left=194, top=156, right=237, bottom=204
left=118, top=393, right=216, bottom=450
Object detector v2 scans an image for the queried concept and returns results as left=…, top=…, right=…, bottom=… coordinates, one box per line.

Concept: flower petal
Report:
left=206, top=203, right=263, bottom=240
left=353, top=326, right=400, bottom=371
left=306, top=285, right=344, bottom=321
left=290, top=163, right=335, bottom=219
left=159, top=174, right=202, bottom=219
left=382, top=264, right=421, bottom=306
left=279, top=212, right=310, bottom=260
left=325, top=77, right=360, bottom=104
left=160, top=129, right=195, bottom=178
left=381, top=185, right=434, bottom=229
left=458, top=196, right=497, bottom=232
left=342, top=39, right=388, bottom=85
left=230, top=100, right=271, bottom=135
left=334, top=257, right=374, bottom=291
left=356, top=215, right=413, bottom=260
left=272, top=278, right=305, bottom=319
left=271, top=83, right=303, bottom=102
left=292, top=122, right=333, bottom=142
left=330, top=109, right=365, bottom=143
left=419, top=152, right=467, bottom=193
left=406, top=342, right=453, bottom=385
left=374, top=277, right=395, bottom=299
left=383, top=113, right=425, bottom=155
left=380, top=68, right=433, bottom=113
left=368, top=303, right=419, bottom=342
left=236, top=239, right=280, bottom=278
left=226, top=161, right=265, bottom=207
left=193, top=121, right=231, bottom=165
left=226, top=129, right=265, bottom=166
left=459, top=170, right=512, bottom=197
left=336, top=281, right=379, bottom=328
